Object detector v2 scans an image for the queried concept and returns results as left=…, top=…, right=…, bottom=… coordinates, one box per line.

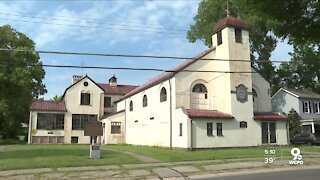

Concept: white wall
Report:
left=272, top=90, right=299, bottom=114
left=275, top=120, right=289, bottom=145
left=116, top=100, right=126, bottom=112
left=102, top=111, right=126, bottom=144
left=172, top=108, right=190, bottom=148
left=64, top=77, right=104, bottom=144
left=252, top=68, right=272, bottom=112
left=191, top=119, right=260, bottom=148
left=125, top=79, right=174, bottom=147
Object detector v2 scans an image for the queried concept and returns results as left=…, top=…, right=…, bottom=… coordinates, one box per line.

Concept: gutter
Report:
left=28, top=111, right=32, bottom=144
left=190, top=119, right=193, bottom=150
left=169, top=78, right=172, bottom=149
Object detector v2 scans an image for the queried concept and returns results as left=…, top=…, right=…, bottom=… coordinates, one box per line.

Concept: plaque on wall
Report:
left=236, top=84, right=248, bottom=103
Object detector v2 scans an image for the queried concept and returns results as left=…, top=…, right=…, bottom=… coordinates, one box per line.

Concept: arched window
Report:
left=192, top=83, right=207, bottom=93
left=129, top=101, right=133, bottom=111
left=191, top=83, right=209, bottom=109
left=143, top=95, right=148, bottom=107
left=160, top=87, right=167, bottom=102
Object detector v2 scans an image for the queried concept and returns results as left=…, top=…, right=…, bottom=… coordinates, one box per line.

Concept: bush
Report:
left=0, top=139, right=26, bottom=145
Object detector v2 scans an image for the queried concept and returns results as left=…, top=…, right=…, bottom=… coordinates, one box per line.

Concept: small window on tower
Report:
left=235, top=28, right=242, bottom=43
left=217, top=30, right=222, bottom=46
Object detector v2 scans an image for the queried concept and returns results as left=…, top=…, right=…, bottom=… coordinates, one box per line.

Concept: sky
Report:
left=0, top=0, right=293, bottom=100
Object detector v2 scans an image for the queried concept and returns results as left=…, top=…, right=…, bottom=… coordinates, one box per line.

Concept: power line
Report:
left=0, top=48, right=291, bottom=63
left=0, top=62, right=259, bottom=73
left=0, top=17, right=183, bottom=35
left=0, top=12, right=187, bottom=32
left=0, top=9, right=187, bottom=29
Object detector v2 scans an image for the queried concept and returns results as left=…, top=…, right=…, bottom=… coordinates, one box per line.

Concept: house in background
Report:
left=28, top=75, right=137, bottom=144
left=102, top=15, right=289, bottom=149
left=272, top=87, right=320, bottom=135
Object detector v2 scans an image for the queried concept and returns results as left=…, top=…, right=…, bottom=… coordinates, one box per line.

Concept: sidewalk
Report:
left=1, top=157, right=320, bottom=179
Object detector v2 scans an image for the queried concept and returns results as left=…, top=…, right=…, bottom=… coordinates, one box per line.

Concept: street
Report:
left=196, top=167, right=320, bottom=180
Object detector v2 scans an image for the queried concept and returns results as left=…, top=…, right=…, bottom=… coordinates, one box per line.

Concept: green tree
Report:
left=288, top=109, right=302, bottom=140
left=187, top=0, right=319, bottom=86
left=0, top=25, right=46, bottom=139
left=275, top=43, right=320, bottom=94
left=51, top=95, right=62, bottom=102
left=187, top=0, right=277, bottom=82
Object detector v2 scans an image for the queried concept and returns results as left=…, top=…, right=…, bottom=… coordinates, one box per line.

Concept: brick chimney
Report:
left=109, top=75, right=117, bottom=87
left=72, top=75, right=83, bottom=84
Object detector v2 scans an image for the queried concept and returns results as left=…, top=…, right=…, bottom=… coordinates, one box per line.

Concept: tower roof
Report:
left=212, top=15, right=247, bottom=34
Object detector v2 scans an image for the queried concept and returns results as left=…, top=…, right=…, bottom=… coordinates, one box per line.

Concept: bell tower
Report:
left=210, top=14, right=254, bottom=123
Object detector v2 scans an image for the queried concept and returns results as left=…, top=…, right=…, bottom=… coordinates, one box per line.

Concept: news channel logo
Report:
left=289, top=147, right=303, bottom=165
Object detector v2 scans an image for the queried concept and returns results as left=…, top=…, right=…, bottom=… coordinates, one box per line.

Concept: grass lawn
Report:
left=0, top=145, right=140, bottom=171
left=0, top=144, right=319, bottom=171
left=104, top=144, right=320, bottom=162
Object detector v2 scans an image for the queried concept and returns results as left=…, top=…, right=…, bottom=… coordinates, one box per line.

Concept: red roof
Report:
left=98, top=84, right=138, bottom=95
left=213, top=16, right=247, bottom=34
left=186, top=109, right=233, bottom=119
left=116, top=47, right=216, bottom=102
left=254, top=112, right=287, bottom=120
left=30, top=100, right=67, bottom=112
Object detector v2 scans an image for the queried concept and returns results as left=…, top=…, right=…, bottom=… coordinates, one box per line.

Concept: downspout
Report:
left=190, top=119, right=193, bottom=150
left=28, top=111, right=32, bottom=144
left=169, top=78, right=173, bottom=149
left=124, top=100, right=127, bottom=144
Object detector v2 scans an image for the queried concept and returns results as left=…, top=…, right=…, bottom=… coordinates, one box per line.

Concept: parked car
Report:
left=291, top=133, right=320, bottom=145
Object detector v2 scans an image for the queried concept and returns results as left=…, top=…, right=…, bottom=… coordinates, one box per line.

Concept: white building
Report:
left=102, top=15, right=289, bottom=148
left=28, top=75, right=137, bottom=144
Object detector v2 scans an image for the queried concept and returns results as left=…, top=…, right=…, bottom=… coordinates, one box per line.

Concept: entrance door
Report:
left=261, top=122, right=276, bottom=144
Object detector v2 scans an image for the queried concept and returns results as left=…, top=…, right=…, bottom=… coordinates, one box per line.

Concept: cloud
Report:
left=21, top=0, right=199, bottom=48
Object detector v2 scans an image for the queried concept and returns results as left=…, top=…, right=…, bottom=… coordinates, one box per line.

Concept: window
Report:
left=192, top=84, right=207, bottom=93
left=129, top=101, right=133, bottom=111
left=56, top=114, right=64, bottom=129
left=235, top=28, right=242, bottom=43
left=81, top=93, right=91, bottom=105
left=179, top=123, right=183, bottom=136
left=71, top=136, right=78, bottom=143
left=104, top=96, right=112, bottom=107
left=207, top=123, right=213, bottom=136
left=143, top=95, right=148, bottom=107
left=240, top=121, right=247, bottom=128
left=217, top=30, right=222, bottom=46
left=37, top=113, right=64, bottom=130
left=72, top=114, right=97, bottom=130
left=252, top=89, right=257, bottom=102
left=37, top=114, right=46, bottom=129
left=160, top=87, right=167, bottom=102
left=72, top=114, right=80, bottom=130
left=313, top=102, right=319, bottom=113
left=111, top=122, right=121, bottom=134
left=217, top=123, right=223, bottom=136
left=302, top=101, right=310, bottom=113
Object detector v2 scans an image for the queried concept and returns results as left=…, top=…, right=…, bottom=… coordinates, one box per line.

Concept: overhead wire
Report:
left=0, top=12, right=187, bottom=32
left=0, top=9, right=188, bottom=29
left=0, top=17, right=183, bottom=35
left=0, top=48, right=294, bottom=63
left=0, top=62, right=259, bottom=74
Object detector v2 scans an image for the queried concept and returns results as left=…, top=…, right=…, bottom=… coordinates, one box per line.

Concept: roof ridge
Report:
left=116, top=47, right=216, bottom=102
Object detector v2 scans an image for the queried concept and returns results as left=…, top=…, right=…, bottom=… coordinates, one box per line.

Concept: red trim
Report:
left=254, top=112, right=287, bottom=120
left=186, top=109, right=233, bottom=119
left=30, top=100, right=67, bottom=112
